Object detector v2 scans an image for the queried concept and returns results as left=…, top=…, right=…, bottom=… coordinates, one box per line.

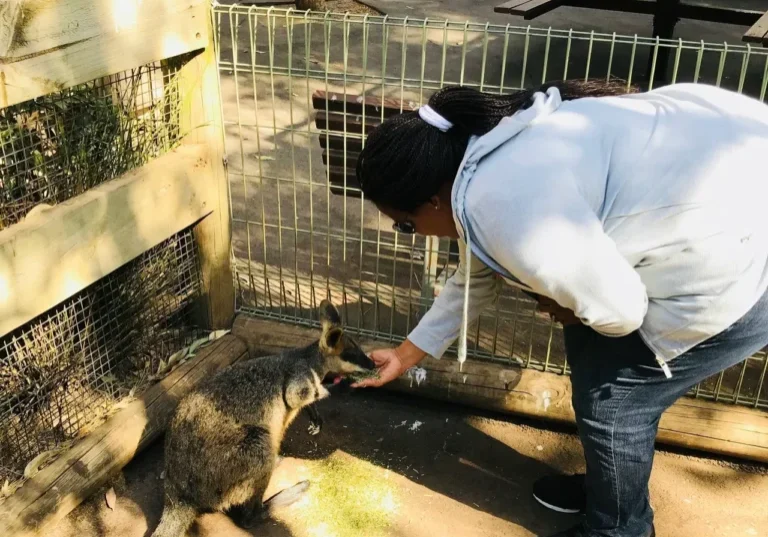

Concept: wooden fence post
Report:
left=176, top=8, right=235, bottom=330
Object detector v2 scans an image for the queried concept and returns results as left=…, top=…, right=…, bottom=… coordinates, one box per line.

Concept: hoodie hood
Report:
left=450, top=87, right=564, bottom=367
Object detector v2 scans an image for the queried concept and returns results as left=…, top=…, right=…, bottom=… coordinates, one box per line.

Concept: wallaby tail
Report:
left=150, top=500, right=197, bottom=537
left=263, top=480, right=310, bottom=516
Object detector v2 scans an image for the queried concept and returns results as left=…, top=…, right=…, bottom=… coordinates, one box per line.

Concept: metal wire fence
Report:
left=0, top=55, right=202, bottom=484
left=215, top=5, right=768, bottom=410
left=0, top=228, right=202, bottom=483
left=0, top=62, right=182, bottom=230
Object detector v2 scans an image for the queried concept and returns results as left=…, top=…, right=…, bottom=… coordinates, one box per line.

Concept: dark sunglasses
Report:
left=392, top=220, right=416, bottom=234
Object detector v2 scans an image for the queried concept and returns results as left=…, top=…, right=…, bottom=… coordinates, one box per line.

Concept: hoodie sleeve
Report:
left=407, top=239, right=500, bottom=359
left=468, top=170, right=648, bottom=338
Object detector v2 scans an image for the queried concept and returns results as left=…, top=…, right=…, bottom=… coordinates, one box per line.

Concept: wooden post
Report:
left=176, top=9, right=235, bottom=330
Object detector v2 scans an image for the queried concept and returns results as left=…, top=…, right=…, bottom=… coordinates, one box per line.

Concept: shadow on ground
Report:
left=48, top=389, right=581, bottom=537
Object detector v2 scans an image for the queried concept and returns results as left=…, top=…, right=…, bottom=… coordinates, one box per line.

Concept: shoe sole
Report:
left=532, top=492, right=582, bottom=514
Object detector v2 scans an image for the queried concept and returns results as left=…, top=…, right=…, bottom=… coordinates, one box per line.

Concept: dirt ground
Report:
left=50, top=390, right=768, bottom=537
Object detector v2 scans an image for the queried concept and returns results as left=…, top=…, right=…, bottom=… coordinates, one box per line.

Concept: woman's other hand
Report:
left=352, top=339, right=427, bottom=388
left=536, top=295, right=581, bottom=326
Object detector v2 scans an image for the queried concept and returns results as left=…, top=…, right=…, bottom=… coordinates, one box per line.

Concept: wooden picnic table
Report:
left=743, top=11, right=768, bottom=45
left=495, top=1, right=768, bottom=83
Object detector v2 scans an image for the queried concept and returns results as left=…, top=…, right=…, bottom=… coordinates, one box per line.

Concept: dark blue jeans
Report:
left=566, top=288, right=768, bottom=537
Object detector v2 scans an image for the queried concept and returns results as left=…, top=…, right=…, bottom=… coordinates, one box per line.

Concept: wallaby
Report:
left=151, top=301, right=375, bottom=537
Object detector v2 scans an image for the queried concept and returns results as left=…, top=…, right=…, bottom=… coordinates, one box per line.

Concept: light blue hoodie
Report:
left=408, top=83, right=768, bottom=372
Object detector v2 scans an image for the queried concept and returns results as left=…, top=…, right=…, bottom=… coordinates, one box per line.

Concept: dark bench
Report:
left=744, top=11, right=768, bottom=46
left=311, top=91, right=548, bottom=302
left=311, top=90, right=459, bottom=296
left=495, top=1, right=768, bottom=84
left=311, top=90, right=418, bottom=197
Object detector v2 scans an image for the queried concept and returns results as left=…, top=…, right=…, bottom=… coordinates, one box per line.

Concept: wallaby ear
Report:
left=318, top=299, right=341, bottom=327
left=320, top=327, right=344, bottom=355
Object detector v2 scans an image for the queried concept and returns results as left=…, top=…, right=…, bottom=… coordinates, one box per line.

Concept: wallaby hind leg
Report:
left=228, top=479, right=310, bottom=528
left=228, top=488, right=266, bottom=530
left=227, top=426, right=273, bottom=529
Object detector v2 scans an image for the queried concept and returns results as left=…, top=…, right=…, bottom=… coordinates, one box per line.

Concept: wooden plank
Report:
left=494, top=0, right=534, bottom=13
left=328, top=167, right=362, bottom=198
left=0, top=0, right=207, bottom=107
left=176, top=11, right=234, bottom=330
left=743, top=11, right=768, bottom=44
left=315, top=110, right=383, bottom=136
left=312, top=92, right=409, bottom=198
left=0, top=334, right=249, bottom=537
left=494, top=0, right=763, bottom=25
left=323, top=149, right=361, bottom=168
left=312, top=90, right=416, bottom=117
left=232, top=315, right=768, bottom=463
left=319, top=134, right=364, bottom=153
left=0, top=1, right=23, bottom=61
left=0, top=0, right=207, bottom=61
left=495, top=0, right=564, bottom=19
left=562, top=0, right=762, bottom=25
left=0, top=143, right=215, bottom=338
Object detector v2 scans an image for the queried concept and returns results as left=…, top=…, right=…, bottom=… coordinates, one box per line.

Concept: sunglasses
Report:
left=392, top=220, right=416, bottom=234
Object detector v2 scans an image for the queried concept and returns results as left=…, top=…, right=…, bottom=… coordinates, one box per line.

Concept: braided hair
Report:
left=356, top=79, right=635, bottom=212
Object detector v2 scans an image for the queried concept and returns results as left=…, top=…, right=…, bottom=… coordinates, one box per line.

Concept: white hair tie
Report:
left=418, top=104, right=453, bottom=132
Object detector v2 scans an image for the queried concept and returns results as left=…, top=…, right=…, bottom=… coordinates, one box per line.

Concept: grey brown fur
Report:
left=150, top=301, right=374, bottom=537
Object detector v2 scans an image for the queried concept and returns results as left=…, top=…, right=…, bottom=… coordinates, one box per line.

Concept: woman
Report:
left=352, top=79, right=768, bottom=537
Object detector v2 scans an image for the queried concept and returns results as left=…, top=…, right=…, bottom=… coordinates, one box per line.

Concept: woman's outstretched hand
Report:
left=352, top=339, right=427, bottom=388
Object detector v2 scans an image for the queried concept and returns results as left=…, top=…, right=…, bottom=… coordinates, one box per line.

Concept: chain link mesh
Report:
left=0, top=62, right=182, bottom=230
left=0, top=229, right=202, bottom=484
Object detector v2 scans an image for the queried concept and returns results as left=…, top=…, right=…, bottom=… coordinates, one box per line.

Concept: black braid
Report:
left=356, top=79, right=637, bottom=212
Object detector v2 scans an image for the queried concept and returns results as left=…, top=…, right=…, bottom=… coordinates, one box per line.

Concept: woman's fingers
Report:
left=352, top=376, right=385, bottom=388
left=352, top=362, right=397, bottom=388
left=352, top=348, right=403, bottom=388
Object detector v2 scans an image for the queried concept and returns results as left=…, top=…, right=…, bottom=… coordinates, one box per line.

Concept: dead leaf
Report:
left=159, top=470, right=166, bottom=480
left=167, top=348, right=188, bottom=367
left=24, top=449, right=60, bottom=479
left=188, top=337, right=209, bottom=355
left=208, top=329, right=230, bottom=341
left=105, top=487, right=116, bottom=510
left=0, top=479, right=23, bottom=501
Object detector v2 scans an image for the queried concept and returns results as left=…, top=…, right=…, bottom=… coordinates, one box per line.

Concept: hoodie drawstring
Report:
left=457, top=235, right=473, bottom=371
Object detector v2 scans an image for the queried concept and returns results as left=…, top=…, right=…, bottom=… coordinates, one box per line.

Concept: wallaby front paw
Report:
left=308, top=422, right=322, bottom=436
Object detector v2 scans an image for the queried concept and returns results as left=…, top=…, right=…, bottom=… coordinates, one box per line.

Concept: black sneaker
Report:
left=546, top=524, right=590, bottom=537
left=532, top=474, right=586, bottom=514
left=545, top=523, right=655, bottom=537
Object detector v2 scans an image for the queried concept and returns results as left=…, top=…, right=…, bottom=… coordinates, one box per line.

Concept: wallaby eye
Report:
left=300, top=387, right=310, bottom=400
